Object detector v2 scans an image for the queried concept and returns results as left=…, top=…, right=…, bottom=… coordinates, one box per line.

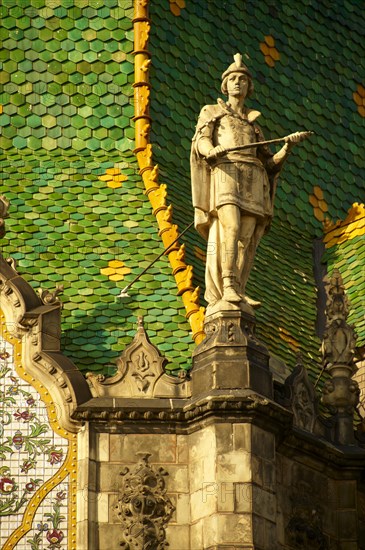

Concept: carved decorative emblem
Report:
left=132, top=350, right=154, bottom=393
left=86, top=317, right=191, bottom=399
left=114, top=453, right=175, bottom=549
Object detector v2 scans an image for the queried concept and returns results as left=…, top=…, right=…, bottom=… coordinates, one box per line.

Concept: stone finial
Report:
left=0, top=196, right=10, bottom=238
left=321, top=269, right=356, bottom=367
left=321, top=269, right=360, bottom=445
left=113, top=452, right=175, bottom=549
left=284, top=353, right=318, bottom=433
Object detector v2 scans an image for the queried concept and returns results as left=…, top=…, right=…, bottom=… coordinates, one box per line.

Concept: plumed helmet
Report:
left=221, top=53, right=254, bottom=96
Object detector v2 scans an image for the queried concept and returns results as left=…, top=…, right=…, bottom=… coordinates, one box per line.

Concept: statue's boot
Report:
left=222, top=276, right=241, bottom=302
left=234, top=273, right=261, bottom=308
left=244, top=295, right=262, bottom=308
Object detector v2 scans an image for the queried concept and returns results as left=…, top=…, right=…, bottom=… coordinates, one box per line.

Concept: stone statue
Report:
left=191, top=54, right=311, bottom=315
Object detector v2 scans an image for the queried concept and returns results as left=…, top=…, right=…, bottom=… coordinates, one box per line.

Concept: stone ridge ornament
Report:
left=321, top=269, right=360, bottom=445
left=113, top=453, right=175, bottom=550
left=191, top=53, right=312, bottom=316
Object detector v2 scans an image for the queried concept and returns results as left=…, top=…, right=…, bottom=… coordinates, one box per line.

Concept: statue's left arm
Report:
left=256, top=128, right=308, bottom=171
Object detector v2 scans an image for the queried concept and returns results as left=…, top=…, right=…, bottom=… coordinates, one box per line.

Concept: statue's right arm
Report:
left=196, top=129, right=225, bottom=160
left=194, top=106, right=219, bottom=158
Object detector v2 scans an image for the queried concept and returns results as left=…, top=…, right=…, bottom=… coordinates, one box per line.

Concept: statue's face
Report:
left=226, top=72, right=249, bottom=98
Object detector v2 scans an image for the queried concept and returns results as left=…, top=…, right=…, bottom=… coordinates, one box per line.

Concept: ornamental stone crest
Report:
left=113, top=453, right=175, bottom=550
left=86, top=317, right=190, bottom=399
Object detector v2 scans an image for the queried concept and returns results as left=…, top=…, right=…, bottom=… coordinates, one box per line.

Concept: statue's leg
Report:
left=239, top=221, right=266, bottom=295
left=236, top=215, right=257, bottom=293
left=217, top=204, right=242, bottom=302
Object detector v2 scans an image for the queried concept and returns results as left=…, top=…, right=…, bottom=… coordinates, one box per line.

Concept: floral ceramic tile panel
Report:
left=21, top=483, right=69, bottom=550
left=0, top=333, right=69, bottom=547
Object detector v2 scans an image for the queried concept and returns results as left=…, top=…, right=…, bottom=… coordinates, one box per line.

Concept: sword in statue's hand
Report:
left=205, top=131, right=314, bottom=160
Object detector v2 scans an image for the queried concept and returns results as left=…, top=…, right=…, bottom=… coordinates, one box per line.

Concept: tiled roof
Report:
left=148, top=0, right=364, bottom=373
left=0, top=1, right=193, bottom=375
left=0, top=0, right=363, bottom=378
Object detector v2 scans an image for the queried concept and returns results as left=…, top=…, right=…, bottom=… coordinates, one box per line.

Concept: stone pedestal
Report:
left=192, top=309, right=273, bottom=399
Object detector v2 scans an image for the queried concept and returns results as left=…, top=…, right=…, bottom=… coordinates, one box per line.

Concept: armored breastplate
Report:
left=214, top=114, right=257, bottom=155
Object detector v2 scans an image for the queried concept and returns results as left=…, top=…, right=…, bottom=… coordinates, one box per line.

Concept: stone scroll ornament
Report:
left=114, top=453, right=175, bottom=549
left=191, top=53, right=313, bottom=316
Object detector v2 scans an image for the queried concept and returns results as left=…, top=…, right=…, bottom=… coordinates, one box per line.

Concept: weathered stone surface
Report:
left=191, top=487, right=217, bottom=523
left=192, top=309, right=273, bottom=398
left=190, top=520, right=204, bottom=549
left=109, top=433, right=177, bottom=463
left=166, top=525, right=190, bottom=550
left=98, top=524, right=128, bottom=550
left=216, top=451, right=251, bottom=483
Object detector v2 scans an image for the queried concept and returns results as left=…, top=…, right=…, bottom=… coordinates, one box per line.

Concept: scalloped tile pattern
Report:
left=149, top=0, right=365, bottom=374
left=0, top=0, right=194, bottom=374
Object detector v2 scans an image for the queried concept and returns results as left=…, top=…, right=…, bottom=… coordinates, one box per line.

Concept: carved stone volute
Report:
left=113, top=453, right=175, bottom=549
left=321, top=269, right=360, bottom=445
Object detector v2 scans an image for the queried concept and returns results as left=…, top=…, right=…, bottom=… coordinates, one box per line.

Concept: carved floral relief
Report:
left=113, top=453, right=175, bottom=549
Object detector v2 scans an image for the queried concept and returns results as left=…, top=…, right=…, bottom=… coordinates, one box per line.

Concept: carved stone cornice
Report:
left=278, top=427, right=365, bottom=476
left=72, top=391, right=293, bottom=439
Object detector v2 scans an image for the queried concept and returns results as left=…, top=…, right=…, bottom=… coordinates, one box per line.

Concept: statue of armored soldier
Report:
left=191, top=54, right=311, bottom=315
